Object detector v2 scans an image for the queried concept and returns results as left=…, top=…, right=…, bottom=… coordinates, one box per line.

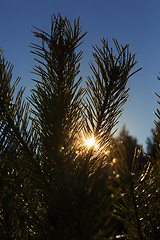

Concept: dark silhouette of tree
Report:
left=110, top=87, right=160, bottom=239
left=111, top=125, right=147, bottom=170
left=146, top=122, right=160, bottom=160
left=107, top=125, right=147, bottom=237
left=0, top=13, right=141, bottom=239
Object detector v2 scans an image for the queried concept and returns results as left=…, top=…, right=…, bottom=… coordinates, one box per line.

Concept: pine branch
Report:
left=84, top=38, right=141, bottom=154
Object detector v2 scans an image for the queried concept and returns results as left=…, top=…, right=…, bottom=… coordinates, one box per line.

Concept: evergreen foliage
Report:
left=146, top=121, right=160, bottom=160
left=111, top=125, right=147, bottom=170
left=3, top=13, right=160, bottom=240
left=110, top=87, right=160, bottom=239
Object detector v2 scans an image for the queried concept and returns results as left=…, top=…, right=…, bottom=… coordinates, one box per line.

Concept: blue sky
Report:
left=1, top=0, right=160, bottom=151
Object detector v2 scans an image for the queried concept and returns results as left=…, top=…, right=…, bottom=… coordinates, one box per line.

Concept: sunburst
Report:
left=84, top=137, right=95, bottom=148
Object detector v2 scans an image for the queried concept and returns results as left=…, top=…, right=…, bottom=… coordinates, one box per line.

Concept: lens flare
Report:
left=84, top=137, right=95, bottom=148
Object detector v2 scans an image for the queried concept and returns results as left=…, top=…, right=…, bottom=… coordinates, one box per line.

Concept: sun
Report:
left=84, top=137, right=95, bottom=148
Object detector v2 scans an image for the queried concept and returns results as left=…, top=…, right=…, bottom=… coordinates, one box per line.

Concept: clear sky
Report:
left=1, top=0, right=160, bottom=151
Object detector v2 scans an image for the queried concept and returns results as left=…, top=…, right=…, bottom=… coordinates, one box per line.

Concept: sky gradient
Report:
left=1, top=0, right=160, bottom=151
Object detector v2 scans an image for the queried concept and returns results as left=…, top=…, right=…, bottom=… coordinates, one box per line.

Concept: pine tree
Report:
left=146, top=121, right=160, bottom=160
left=0, top=13, right=141, bottom=239
left=110, top=125, right=147, bottom=171
left=110, top=81, right=160, bottom=239
left=0, top=48, right=38, bottom=239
